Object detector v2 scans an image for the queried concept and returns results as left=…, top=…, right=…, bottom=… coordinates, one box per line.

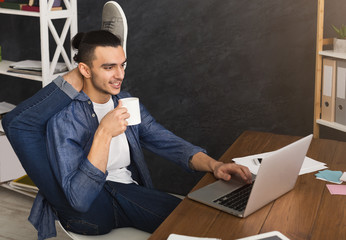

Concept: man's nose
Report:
left=114, top=66, right=124, bottom=79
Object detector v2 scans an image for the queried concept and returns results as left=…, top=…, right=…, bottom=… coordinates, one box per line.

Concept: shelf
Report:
left=0, top=8, right=72, bottom=18
left=316, top=119, right=346, bottom=133
left=319, top=50, right=346, bottom=60
left=0, top=60, right=42, bottom=82
left=0, top=60, right=68, bottom=82
left=0, top=8, right=39, bottom=17
left=0, top=7, right=75, bottom=18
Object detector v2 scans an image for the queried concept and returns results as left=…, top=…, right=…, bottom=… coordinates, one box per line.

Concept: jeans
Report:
left=106, top=182, right=181, bottom=233
left=58, top=182, right=181, bottom=235
left=2, top=78, right=181, bottom=237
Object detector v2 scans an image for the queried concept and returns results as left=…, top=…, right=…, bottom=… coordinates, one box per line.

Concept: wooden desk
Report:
left=149, top=131, right=346, bottom=240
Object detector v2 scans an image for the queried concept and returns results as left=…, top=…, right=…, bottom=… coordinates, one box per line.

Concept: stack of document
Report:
left=1, top=175, right=38, bottom=198
left=7, top=60, right=68, bottom=76
left=320, top=172, right=346, bottom=195
left=233, top=151, right=327, bottom=175
left=315, top=170, right=343, bottom=184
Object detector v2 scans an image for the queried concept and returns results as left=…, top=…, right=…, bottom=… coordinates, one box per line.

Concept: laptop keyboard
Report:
left=213, top=182, right=254, bottom=212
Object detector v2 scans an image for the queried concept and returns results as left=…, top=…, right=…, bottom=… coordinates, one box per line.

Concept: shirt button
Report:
left=92, top=113, right=96, bottom=118
left=88, top=101, right=92, bottom=105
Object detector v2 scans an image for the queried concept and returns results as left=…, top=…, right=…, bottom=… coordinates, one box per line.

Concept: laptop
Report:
left=188, top=134, right=313, bottom=218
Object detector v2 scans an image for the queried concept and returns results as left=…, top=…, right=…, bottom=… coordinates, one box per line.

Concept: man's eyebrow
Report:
left=101, top=59, right=127, bottom=67
left=101, top=63, right=116, bottom=67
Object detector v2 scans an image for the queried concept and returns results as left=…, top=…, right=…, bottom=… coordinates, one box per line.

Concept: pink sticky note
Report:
left=326, top=184, right=346, bottom=195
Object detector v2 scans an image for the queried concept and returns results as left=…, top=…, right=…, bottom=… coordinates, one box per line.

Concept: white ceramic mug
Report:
left=121, top=97, right=141, bottom=126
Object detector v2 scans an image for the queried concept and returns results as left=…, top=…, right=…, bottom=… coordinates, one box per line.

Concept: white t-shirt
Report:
left=92, top=97, right=136, bottom=184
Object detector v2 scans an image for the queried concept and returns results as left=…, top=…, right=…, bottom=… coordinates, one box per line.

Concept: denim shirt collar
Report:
left=74, top=91, right=122, bottom=103
left=75, top=91, right=92, bottom=102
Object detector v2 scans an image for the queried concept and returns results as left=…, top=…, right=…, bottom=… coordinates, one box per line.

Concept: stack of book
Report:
left=7, top=59, right=68, bottom=76
left=0, top=0, right=62, bottom=11
left=24, top=0, right=62, bottom=12
left=0, top=0, right=27, bottom=10
left=2, top=175, right=38, bottom=198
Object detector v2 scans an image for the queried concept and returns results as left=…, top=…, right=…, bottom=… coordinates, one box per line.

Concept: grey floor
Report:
left=0, top=186, right=70, bottom=240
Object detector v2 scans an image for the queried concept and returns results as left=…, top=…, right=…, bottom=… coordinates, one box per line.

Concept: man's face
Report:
left=86, top=46, right=127, bottom=103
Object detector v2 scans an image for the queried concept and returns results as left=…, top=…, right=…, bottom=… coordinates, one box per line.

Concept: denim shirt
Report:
left=30, top=86, right=206, bottom=238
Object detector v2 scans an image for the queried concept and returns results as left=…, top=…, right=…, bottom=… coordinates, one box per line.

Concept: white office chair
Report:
left=58, top=221, right=151, bottom=240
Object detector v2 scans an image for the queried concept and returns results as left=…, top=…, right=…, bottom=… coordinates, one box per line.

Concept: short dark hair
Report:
left=72, top=30, right=122, bottom=67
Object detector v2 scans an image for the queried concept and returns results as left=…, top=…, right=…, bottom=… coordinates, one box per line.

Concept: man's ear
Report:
left=78, top=62, right=91, bottom=79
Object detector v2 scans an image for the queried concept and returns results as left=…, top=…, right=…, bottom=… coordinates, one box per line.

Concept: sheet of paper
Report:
left=167, top=234, right=221, bottom=240
left=315, top=170, right=343, bottom=184
left=233, top=152, right=326, bottom=175
left=299, top=157, right=328, bottom=175
left=300, top=165, right=328, bottom=175
left=326, top=184, right=346, bottom=195
left=233, top=152, right=273, bottom=175
left=340, top=172, right=346, bottom=182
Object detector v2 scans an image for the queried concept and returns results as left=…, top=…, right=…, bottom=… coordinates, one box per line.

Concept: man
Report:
left=47, top=29, right=252, bottom=234
left=2, top=3, right=251, bottom=240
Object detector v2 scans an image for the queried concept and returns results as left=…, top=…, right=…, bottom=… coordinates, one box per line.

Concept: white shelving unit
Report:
left=313, top=0, right=346, bottom=137
left=0, top=0, right=78, bottom=86
left=0, top=0, right=77, bottom=184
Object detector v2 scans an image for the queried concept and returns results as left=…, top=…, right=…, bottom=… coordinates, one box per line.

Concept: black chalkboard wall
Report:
left=0, top=0, right=345, bottom=195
